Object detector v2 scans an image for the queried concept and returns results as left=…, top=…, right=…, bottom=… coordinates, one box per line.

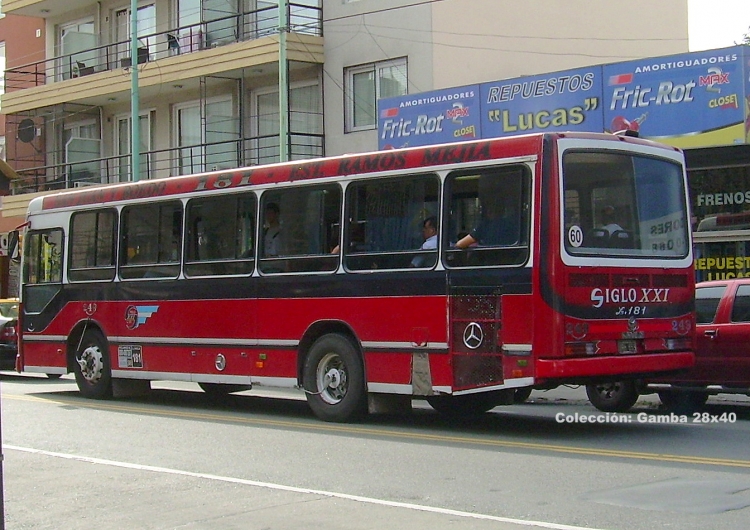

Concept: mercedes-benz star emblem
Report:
left=463, top=322, right=484, bottom=349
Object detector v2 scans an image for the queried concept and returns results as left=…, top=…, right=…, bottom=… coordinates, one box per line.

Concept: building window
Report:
left=345, top=58, right=407, bottom=132
left=173, top=97, right=238, bottom=175
left=57, top=19, right=96, bottom=80
left=253, top=80, right=323, bottom=165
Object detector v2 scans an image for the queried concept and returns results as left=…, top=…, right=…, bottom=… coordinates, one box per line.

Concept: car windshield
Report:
left=0, top=301, right=19, bottom=319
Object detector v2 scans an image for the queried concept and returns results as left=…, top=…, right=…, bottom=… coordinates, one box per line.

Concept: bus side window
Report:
left=69, top=209, right=117, bottom=282
left=344, top=174, right=439, bottom=271
left=185, top=193, right=256, bottom=276
left=444, top=165, right=530, bottom=268
left=120, top=201, right=183, bottom=280
left=260, top=185, right=341, bottom=274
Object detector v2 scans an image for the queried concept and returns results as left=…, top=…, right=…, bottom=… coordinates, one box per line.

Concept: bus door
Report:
left=20, top=228, right=66, bottom=371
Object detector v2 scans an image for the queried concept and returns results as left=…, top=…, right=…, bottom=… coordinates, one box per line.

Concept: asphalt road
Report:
left=1, top=373, right=749, bottom=530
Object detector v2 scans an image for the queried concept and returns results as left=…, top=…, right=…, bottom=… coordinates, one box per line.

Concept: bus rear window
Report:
left=563, top=151, right=688, bottom=259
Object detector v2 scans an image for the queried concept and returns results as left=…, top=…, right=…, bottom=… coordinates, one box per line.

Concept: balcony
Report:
left=10, top=132, right=325, bottom=195
left=2, top=3, right=324, bottom=114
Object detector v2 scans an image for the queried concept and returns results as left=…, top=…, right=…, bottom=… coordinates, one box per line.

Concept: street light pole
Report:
left=279, top=0, right=289, bottom=162
left=130, top=0, right=141, bottom=181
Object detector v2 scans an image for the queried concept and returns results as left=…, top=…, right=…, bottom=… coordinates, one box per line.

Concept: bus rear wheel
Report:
left=303, top=334, right=367, bottom=423
left=73, top=329, right=112, bottom=399
left=586, top=380, right=638, bottom=412
left=513, top=387, right=533, bottom=403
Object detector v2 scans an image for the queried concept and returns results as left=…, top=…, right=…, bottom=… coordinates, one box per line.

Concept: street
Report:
left=1, top=373, right=749, bottom=529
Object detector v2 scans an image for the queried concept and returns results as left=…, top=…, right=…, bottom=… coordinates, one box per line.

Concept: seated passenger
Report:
left=455, top=198, right=518, bottom=248
left=263, top=202, right=282, bottom=257
left=411, top=216, right=438, bottom=267
left=599, top=205, right=623, bottom=236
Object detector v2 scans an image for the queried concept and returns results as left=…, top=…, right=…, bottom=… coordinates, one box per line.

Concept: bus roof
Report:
left=35, top=132, right=677, bottom=212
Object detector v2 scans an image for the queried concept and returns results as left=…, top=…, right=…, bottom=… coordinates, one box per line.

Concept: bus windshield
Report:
left=562, top=150, right=689, bottom=259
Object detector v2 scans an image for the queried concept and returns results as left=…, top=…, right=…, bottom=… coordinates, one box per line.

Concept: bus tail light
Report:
left=564, top=341, right=599, bottom=356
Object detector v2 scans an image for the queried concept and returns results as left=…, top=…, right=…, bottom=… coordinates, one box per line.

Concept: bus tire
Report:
left=426, top=392, right=501, bottom=417
left=585, top=380, right=638, bottom=413
left=513, top=387, right=533, bottom=403
left=73, top=329, right=113, bottom=400
left=198, top=383, right=251, bottom=396
left=303, top=334, right=367, bottom=423
left=658, top=389, right=708, bottom=414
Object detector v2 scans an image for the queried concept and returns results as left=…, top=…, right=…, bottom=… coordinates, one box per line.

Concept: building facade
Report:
left=0, top=11, right=45, bottom=296
left=0, top=0, right=690, bottom=295
left=0, top=0, right=689, bottom=195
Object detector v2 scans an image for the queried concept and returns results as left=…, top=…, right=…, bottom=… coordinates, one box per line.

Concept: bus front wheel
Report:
left=73, top=330, right=113, bottom=400
left=303, top=334, right=367, bottom=423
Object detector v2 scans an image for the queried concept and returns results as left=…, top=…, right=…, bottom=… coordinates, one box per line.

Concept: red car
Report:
left=587, top=278, right=750, bottom=413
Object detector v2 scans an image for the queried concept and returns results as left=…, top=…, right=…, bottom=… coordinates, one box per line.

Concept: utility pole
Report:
left=279, top=0, right=289, bottom=162
left=130, top=0, right=141, bottom=181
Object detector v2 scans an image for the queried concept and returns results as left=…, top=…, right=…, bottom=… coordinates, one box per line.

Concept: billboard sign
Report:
left=602, top=46, right=746, bottom=148
left=479, top=66, right=604, bottom=137
left=377, top=46, right=750, bottom=151
left=377, top=85, right=481, bottom=150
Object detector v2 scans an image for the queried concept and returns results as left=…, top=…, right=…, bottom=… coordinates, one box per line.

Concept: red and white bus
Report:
left=16, top=132, right=695, bottom=422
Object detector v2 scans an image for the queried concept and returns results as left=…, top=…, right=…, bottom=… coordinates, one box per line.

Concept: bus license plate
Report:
left=618, top=340, right=637, bottom=354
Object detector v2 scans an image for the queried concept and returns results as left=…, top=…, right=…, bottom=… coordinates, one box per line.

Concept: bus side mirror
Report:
left=8, top=231, right=20, bottom=263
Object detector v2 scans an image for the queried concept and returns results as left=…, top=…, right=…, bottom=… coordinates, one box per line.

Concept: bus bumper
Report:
left=535, top=351, right=693, bottom=382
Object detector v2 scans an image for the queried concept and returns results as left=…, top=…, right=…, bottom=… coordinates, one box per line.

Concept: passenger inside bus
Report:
left=410, top=216, right=438, bottom=267
left=599, top=205, right=624, bottom=235
left=263, top=202, right=283, bottom=257
left=454, top=177, right=519, bottom=249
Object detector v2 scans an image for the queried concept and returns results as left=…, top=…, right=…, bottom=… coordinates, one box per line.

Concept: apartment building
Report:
left=0, top=12, right=45, bottom=295
left=0, top=0, right=688, bottom=197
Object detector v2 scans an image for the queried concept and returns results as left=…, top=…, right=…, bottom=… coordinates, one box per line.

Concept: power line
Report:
left=323, top=0, right=449, bottom=23
left=327, top=21, right=687, bottom=43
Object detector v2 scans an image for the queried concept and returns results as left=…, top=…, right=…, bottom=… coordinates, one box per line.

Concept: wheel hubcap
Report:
left=316, top=352, right=347, bottom=404
left=597, top=383, right=618, bottom=399
left=77, top=344, right=104, bottom=384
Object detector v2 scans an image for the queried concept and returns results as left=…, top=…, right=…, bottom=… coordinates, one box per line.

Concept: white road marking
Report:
left=5, top=444, right=603, bottom=530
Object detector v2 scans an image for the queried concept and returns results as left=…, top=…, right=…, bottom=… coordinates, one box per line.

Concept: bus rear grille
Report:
left=453, top=354, right=503, bottom=389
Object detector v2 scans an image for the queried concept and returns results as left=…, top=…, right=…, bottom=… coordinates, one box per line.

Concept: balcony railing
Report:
left=4, top=3, right=322, bottom=91
left=11, top=132, right=325, bottom=195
